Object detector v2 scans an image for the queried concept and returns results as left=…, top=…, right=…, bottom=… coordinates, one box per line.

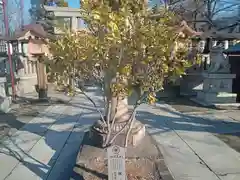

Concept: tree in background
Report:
left=29, top=0, right=55, bottom=34
left=0, top=0, right=22, bottom=34
left=57, top=0, right=69, bottom=7
left=167, top=0, right=240, bottom=31
left=48, top=0, right=193, bottom=147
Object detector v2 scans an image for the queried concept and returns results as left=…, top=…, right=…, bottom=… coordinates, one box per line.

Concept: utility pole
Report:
left=3, top=0, right=16, bottom=100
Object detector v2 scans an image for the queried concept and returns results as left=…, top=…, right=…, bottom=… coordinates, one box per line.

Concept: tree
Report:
left=48, top=0, right=192, bottom=147
left=168, top=0, right=240, bottom=30
left=0, top=0, right=22, bottom=33
left=29, top=0, right=55, bottom=34
left=57, top=0, right=69, bottom=7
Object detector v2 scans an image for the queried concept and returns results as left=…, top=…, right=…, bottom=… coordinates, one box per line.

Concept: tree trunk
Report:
left=90, top=72, right=145, bottom=147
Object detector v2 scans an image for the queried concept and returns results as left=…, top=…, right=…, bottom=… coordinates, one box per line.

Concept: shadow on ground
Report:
left=2, top=88, right=240, bottom=179
left=159, top=96, right=219, bottom=113
left=137, top=104, right=240, bottom=152
left=0, top=93, right=101, bottom=180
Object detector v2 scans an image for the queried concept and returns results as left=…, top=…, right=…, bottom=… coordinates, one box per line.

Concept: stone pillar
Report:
left=23, top=59, right=27, bottom=74
left=18, top=42, right=22, bottom=53
left=27, top=61, right=31, bottom=74
left=212, top=40, right=217, bottom=47
left=30, top=61, right=34, bottom=74
left=224, top=40, right=229, bottom=50
left=71, top=17, right=78, bottom=31
left=17, top=56, right=25, bottom=77
left=33, top=61, right=36, bottom=74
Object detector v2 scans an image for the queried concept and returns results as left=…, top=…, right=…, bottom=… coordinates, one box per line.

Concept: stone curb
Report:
left=72, top=131, right=175, bottom=180
left=149, top=134, right=175, bottom=180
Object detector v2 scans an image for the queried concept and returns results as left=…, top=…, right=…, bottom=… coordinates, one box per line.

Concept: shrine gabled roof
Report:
left=12, top=24, right=47, bottom=40
left=224, top=43, right=240, bottom=54
left=2, top=24, right=54, bottom=41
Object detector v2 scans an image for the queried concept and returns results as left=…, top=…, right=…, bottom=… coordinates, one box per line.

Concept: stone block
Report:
left=197, top=92, right=237, bottom=104
left=180, top=73, right=203, bottom=96
left=0, top=77, right=6, bottom=97
left=0, top=96, right=11, bottom=113
left=17, top=75, right=38, bottom=95
left=193, top=73, right=238, bottom=106
left=202, top=73, right=236, bottom=79
left=203, top=77, right=234, bottom=93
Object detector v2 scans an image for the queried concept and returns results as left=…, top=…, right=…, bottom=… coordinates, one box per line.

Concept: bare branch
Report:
left=79, top=87, right=107, bottom=125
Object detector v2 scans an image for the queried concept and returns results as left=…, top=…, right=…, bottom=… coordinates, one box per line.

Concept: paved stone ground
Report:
left=0, top=87, right=72, bottom=139
left=161, top=97, right=240, bottom=155
left=1, top=89, right=240, bottom=180
left=141, top=97, right=240, bottom=180
left=0, top=87, right=101, bottom=180
left=160, top=97, right=218, bottom=113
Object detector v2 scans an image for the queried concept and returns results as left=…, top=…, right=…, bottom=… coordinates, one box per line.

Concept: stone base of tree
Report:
left=72, top=132, right=174, bottom=180
left=38, top=88, right=48, bottom=101
left=89, top=120, right=145, bottom=147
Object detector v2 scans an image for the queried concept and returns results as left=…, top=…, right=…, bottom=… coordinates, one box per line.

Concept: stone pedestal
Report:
left=90, top=119, right=145, bottom=147
left=0, top=77, right=11, bottom=113
left=192, top=73, right=238, bottom=106
left=180, top=73, right=203, bottom=96
left=16, top=75, right=38, bottom=96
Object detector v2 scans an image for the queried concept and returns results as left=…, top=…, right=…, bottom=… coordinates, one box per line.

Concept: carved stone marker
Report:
left=107, top=145, right=126, bottom=180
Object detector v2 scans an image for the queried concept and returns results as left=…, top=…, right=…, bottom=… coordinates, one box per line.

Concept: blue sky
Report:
left=66, top=0, right=80, bottom=8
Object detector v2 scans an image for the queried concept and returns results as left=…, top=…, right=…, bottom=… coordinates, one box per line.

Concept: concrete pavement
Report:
left=0, top=88, right=102, bottom=180
left=1, top=87, right=240, bottom=180
left=137, top=103, right=240, bottom=180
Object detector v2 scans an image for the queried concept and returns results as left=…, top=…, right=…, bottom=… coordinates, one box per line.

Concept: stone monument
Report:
left=192, top=43, right=237, bottom=106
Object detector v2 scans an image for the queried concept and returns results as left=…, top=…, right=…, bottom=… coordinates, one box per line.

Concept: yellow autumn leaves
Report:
left=48, top=0, right=193, bottom=103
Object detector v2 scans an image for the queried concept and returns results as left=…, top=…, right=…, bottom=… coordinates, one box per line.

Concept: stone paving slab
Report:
left=137, top=104, right=220, bottom=180
left=176, top=131, right=240, bottom=175
left=162, top=113, right=240, bottom=175
left=46, top=113, right=97, bottom=180
left=221, top=111, right=240, bottom=122
left=0, top=105, right=70, bottom=180
left=220, top=174, right=240, bottom=180
left=138, top=103, right=240, bottom=180
left=0, top=89, right=102, bottom=180
left=4, top=105, right=82, bottom=180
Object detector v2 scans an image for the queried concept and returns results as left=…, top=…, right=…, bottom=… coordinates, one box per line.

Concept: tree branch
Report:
left=79, top=87, right=106, bottom=125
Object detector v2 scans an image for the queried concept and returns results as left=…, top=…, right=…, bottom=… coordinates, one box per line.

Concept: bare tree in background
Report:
left=0, top=0, right=22, bottom=35
left=164, top=0, right=240, bottom=31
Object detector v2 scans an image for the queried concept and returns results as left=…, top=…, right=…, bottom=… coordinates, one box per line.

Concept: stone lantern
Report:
left=28, top=36, right=49, bottom=100
left=0, top=37, right=11, bottom=112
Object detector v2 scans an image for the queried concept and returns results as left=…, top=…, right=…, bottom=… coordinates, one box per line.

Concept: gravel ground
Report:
left=82, top=158, right=157, bottom=180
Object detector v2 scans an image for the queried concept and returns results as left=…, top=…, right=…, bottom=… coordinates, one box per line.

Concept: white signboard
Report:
left=107, top=145, right=126, bottom=180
